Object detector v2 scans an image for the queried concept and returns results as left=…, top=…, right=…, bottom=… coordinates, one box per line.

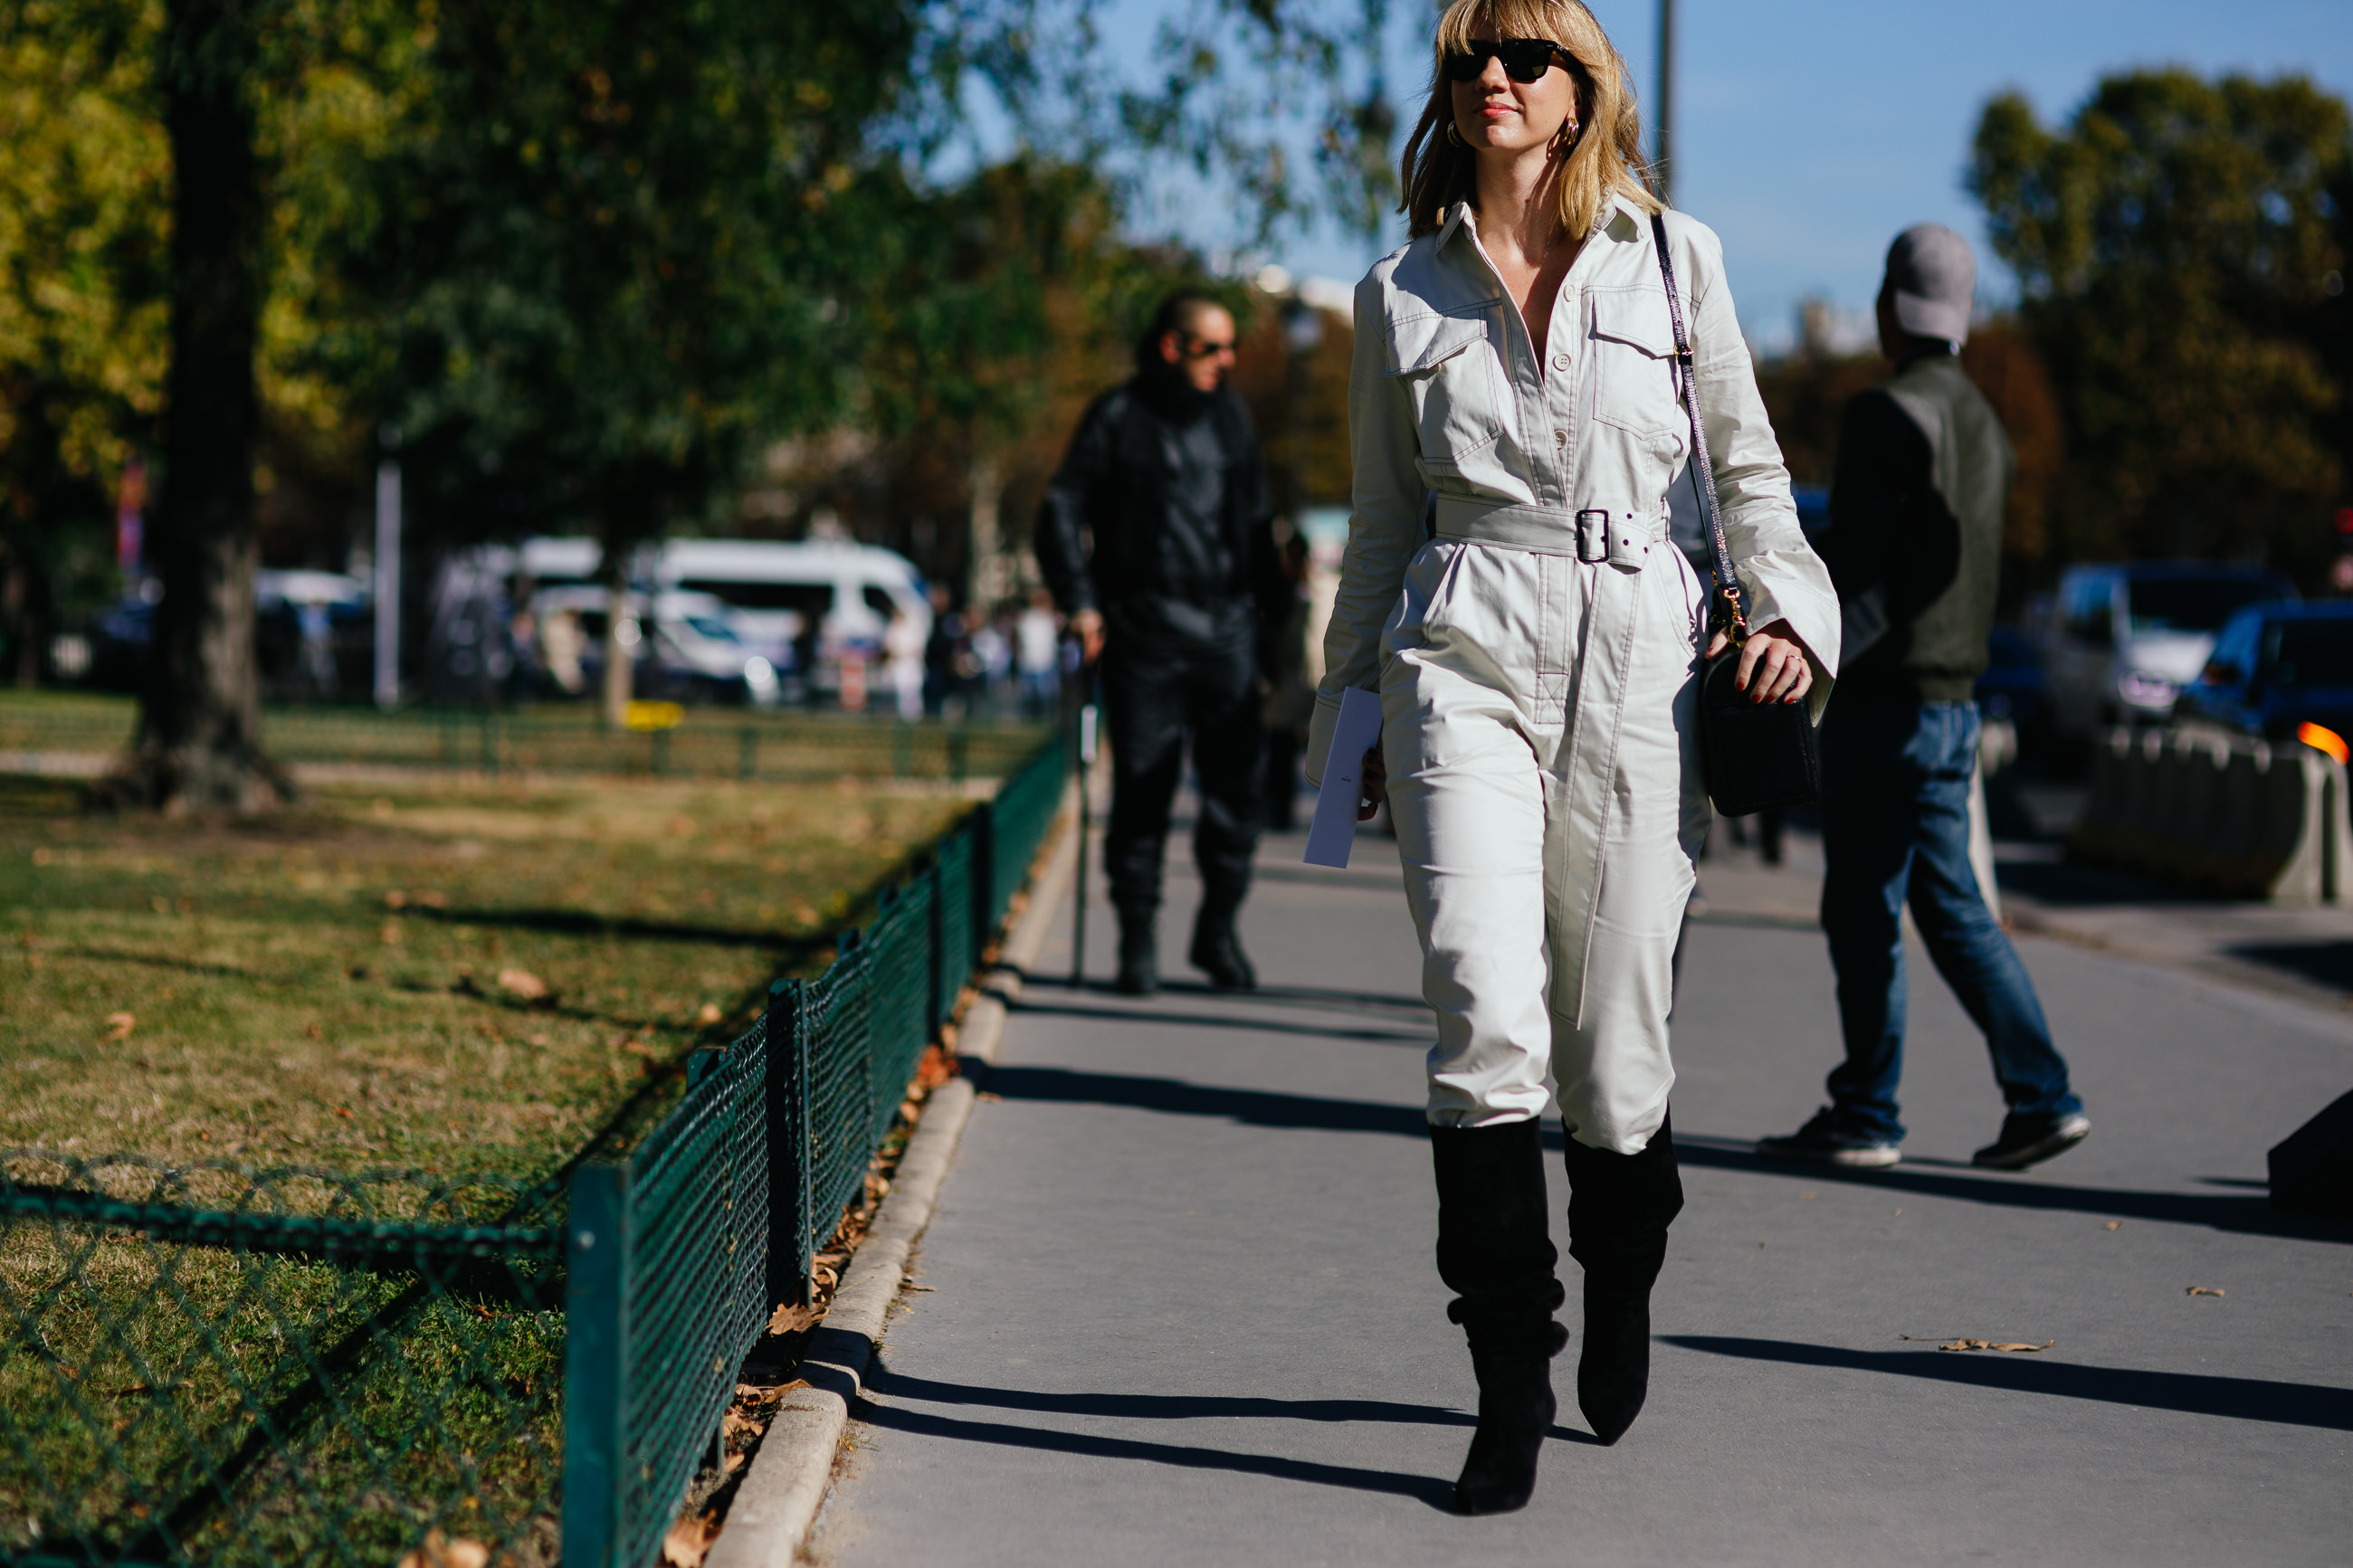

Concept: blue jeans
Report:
left=1817, top=700, right=2082, bottom=1143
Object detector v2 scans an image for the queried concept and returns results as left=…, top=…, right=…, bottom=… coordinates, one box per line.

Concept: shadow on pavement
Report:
left=2223, top=940, right=2353, bottom=994
left=977, top=1065, right=1427, bottom=1137
left=1672, top=1133, right=2353, bottom=1243
left=852, top=1364, right=1607, bottom=1510
left=869, top=1369, right=1472, bottom=1428
left=1990, top=858, right=2197, bottom=908
left=1005, top=998, right=1427, bottom=1047
left=1663, top=1336, right=2353, bottom=1431
left=1151, top=977, right=1433, bottom=1013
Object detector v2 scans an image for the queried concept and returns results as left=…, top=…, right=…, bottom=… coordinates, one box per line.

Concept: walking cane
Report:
left=1072, top=670, right=1099, bottom=989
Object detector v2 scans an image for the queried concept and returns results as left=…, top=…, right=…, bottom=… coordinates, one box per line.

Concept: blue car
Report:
left=2171, top=602, right=2353, bottom=746
left=1975, top=624, right=2046, bottom=732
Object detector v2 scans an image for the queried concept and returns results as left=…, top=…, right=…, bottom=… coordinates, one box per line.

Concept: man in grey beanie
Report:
left=1758, top=224, right=2091, bottom=1171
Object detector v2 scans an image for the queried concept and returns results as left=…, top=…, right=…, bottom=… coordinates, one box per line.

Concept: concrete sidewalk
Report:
left=811, top=811, right=2353, bottom=1567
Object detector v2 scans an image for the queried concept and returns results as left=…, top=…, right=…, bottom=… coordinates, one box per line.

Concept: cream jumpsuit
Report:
left=1306, top=198, right=1842, bottom=1156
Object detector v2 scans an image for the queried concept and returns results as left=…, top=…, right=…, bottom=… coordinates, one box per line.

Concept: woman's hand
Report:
left=1357, top=745, right=1387, bottom=822
left=1703, top=618, right=1815, bottom=706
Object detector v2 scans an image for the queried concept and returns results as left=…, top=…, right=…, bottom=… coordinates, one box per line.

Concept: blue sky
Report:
left=1067, top=0, right=2353, bottom=352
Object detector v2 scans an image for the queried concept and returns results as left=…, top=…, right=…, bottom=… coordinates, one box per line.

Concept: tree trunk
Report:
left=966, top=452, right=1006, bottom=610
left=102, top=0, right=291, bottom=813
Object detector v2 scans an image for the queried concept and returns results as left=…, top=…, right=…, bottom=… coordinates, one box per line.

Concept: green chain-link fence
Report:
left=0, top=1155, right=567, bottom=1566
left=1, top=729, right=1073, bottom=1566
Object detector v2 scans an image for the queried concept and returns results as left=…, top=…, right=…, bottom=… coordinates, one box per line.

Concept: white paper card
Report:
left=1303, top=687, right=1385, bottom=869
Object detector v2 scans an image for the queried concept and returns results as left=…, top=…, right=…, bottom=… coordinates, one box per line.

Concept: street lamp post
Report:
left=1655, top=0, right=1676, bottom=206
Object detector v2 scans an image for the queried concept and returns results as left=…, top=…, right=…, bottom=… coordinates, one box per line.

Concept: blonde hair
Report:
left=1400, top=0, right=1661, bottom=239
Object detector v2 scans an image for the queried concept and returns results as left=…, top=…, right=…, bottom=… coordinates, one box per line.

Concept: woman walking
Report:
left=1307, top=0, right=1839, bottom=1515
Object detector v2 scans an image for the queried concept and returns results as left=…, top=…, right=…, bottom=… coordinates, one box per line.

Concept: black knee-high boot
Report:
left=1431, top=1121, right=1568, bottom=1516
left=1562, top=1108, right=1684, bottom=1446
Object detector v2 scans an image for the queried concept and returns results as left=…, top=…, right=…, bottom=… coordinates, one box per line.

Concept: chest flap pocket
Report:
left=1386, top=309, right=1505, bottom=472
left=1588, top=287, right=1687, bottom=442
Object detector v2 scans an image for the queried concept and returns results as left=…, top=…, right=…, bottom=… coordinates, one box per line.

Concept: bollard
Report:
left=2199, top=742, right=2269, bottom=897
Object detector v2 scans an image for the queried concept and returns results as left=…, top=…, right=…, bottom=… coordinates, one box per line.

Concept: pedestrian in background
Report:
left=1261, top=531, right=1315, bottom=831
left=882, top=603, right=926, bottom=720
left=1036, top=290, right=1285, bottom=995
left=1015, top=588, right=1062, bottom=718
left=1320, top=0, right=1837, bottom=1514
left=1758, top=225, right=2090, bottom=1172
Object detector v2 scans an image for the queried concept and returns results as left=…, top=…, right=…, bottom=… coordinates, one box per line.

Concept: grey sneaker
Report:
left=1972, top=1113, right=2091, bottom=1170
left=1756, top=1109, right=1901, bottom=1168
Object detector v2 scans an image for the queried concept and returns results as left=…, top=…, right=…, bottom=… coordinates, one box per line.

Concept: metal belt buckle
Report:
left=1574, top=508, right=1610, bottom=565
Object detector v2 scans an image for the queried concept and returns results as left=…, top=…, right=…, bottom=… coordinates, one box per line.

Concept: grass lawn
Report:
left=0, top=771, right=970, bottom=1180
left=0, top=769, right=976, bottom=1563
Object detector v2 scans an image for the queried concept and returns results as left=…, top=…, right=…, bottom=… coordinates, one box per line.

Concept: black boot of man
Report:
left=1114, top=904, right=1158, bottom=996
left=1188, top=885, right=1256, bottom=990
left=1431, top=1120, right=1567, bottom=1515
left=1562, top=1109, right=1685, bottom=1445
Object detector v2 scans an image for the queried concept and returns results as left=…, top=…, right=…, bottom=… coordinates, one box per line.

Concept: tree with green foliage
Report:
left=329, top=0, right=932, bottom=725
left=1970, top=70, right=2352, bottom=579
left=0, top=5, right=169, bottom=686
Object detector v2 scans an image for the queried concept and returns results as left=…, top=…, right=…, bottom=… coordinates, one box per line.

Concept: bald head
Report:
left=1151, top=294, right=1237, bottom=393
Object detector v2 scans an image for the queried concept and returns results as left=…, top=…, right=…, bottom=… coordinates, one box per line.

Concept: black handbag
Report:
left=1651, top=212, right=1821, bottom=818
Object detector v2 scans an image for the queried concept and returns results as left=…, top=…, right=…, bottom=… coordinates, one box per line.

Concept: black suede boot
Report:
left=1114, top=907, right=1158, bottom=996
left=1431, top=1121, right=1567, bottom=1516
left=1562, top=1109, right=1684, bottom=1446
left=1187, top=897, right=1256, bottom=990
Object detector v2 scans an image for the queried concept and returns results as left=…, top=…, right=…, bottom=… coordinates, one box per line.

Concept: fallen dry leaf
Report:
left=395, top=1529, right=491, bottom=1568
left=1903, top=1335, right=2054, bottom=1353
left=697, top=1002, right=723, bottom=1025
left=380, top=921, right=403, bottom=946
left=497, top=967, right=548, bottom=1001
left=620, top=1038, right=656, bottom=1058
left=417, top=889, right=449, bottom=908
left=384, top=889, right=409, bottom=909
left=767, top=1302, right=824, bottom=1335
left=722, top=1450, right=748, bottom=1474
left=2186, top=1286, right=2224, bottom=1297
left=100, top=1012, right=135, bottom=1043
left=660, top=1512, right=719, bottom=1567
left=2104, top=1221, right=2122, bottom=1231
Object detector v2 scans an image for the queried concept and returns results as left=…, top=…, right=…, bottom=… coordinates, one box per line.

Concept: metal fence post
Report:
left=562, top=1162, right=632, bottom=1568
left=919, top=851, right=943, bottom=1033
left=969, top=802, right=996, bottom=974
left=763, top=979, right=810, bottom=1307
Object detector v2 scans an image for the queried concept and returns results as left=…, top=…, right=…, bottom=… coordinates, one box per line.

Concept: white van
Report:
left=653, top=538, right=929, bottom=694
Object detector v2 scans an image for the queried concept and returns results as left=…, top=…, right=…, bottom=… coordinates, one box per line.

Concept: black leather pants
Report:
left=1100, top=629, right=1262, bottom=919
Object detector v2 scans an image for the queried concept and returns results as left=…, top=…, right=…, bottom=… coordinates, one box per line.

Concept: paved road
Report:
left=814, top=811, right=2353, bottom=1567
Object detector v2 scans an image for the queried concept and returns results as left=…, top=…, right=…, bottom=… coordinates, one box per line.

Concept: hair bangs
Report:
left=1400, top=0, right=1662, bottom=241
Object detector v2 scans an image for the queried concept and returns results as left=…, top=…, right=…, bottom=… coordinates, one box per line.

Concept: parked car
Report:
left=652, top=538, right=929, bottom=700
left=529, top=585, right=779, bottom=706
left=1974, top=623, right=2046, bottom=734
left=2037, top=563, right=2297, bottom=739
left=256, top=569, right=370, bottom=698
left=2171, top=602, right=2353, bottom=746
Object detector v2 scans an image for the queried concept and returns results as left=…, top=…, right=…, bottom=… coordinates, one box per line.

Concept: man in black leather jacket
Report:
left=1035, top=291, right=1286, bottom=995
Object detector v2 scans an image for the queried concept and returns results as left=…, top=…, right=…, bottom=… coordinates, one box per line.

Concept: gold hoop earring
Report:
left=1445, top=122, right=1464, bottom=147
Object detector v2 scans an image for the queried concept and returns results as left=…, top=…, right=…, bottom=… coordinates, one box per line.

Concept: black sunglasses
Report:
left=1444, top=38, right=1573, bottom=84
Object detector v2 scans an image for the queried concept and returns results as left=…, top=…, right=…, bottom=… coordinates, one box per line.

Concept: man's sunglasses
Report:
left=1444, top=38, right=1573, bottom=84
